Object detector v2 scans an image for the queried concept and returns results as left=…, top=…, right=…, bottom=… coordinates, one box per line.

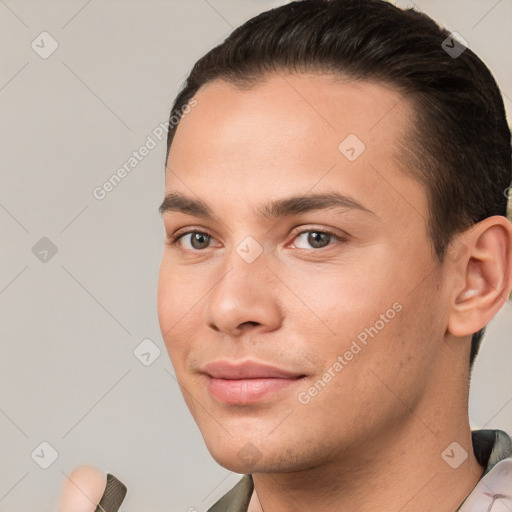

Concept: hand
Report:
left=56, top=465, right=127, bottom=512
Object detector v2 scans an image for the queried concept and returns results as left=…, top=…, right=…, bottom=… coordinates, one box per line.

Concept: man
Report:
left=59, top=0, right=512, bottom=510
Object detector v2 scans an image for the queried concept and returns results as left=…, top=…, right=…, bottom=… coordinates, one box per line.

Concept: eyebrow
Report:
left=158, top=191, right=375, bottom=219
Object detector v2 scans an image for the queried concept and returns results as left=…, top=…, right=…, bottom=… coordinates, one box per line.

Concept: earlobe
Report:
left=447, top=216, right=512, bottom=338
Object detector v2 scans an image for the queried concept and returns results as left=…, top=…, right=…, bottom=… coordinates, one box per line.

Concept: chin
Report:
left=203, top=434, right=319, bottom=475
left=202, top=435, right=265, bottom=472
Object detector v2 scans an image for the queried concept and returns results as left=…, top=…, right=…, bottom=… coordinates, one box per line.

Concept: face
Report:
left=157, top=72, right=450, bottom=474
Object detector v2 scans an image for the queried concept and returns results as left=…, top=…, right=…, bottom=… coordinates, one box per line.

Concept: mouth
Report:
left=202, top=360, right=306, bottom=404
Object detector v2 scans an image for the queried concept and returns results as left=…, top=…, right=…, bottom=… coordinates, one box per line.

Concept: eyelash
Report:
left=167, top=227, right=346, bottom=251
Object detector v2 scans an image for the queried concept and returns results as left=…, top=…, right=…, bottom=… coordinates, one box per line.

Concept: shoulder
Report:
left=206, top=474, right=254, bottom=512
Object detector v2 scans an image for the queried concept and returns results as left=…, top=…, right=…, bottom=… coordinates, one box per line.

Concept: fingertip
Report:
left=57, top=465, right=107, bottom=512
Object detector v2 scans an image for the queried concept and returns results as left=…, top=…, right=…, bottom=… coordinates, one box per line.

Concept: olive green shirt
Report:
left=207, top=429, right=512, bottom=512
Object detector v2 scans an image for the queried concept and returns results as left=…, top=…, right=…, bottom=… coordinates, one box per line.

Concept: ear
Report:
left=447, top=216, right=512, bottom=337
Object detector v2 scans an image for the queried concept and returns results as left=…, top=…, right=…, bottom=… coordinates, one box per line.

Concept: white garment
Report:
left=459, top=458, right=512, bottom=512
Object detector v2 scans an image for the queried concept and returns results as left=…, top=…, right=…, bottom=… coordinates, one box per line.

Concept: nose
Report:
left=204, top=246, right=283, bottom=337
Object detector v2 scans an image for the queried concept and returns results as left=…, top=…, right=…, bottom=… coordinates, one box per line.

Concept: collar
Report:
left=456, top=429, right=512, bottom=511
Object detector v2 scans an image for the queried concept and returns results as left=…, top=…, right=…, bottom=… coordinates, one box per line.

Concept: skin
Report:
left=157, top=72, right=512, bottom=512
left=56, top=465, right=106, bottom=512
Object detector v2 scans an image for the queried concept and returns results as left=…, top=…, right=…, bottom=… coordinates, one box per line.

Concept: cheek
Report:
left=157, top=259, right=197, bottom=367
left=284, top=249, right=435, bottom=385
left=280, top=254, right=393, bottom=340
left=156, top=262, right=176, bottom=335
left=349, top=273, right=443, bottom=406
left=157, top=256, right=203, bottom=331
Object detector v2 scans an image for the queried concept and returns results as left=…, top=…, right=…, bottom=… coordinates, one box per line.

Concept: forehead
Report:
left=165, top=72, right=427, bottom=230
left=170, top=72, right=413, bottom=154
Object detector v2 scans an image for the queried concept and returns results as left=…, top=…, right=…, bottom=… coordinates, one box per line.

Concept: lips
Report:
left=202, top=360, right=306, bottom=404
left=203, top=360, right=305, bottom=379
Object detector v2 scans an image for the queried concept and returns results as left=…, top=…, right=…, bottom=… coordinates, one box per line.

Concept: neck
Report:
left=249, top=404, right=484, bottom=512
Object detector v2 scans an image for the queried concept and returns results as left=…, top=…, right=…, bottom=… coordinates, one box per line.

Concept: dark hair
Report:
left=165, top=0, right=511, bottom=367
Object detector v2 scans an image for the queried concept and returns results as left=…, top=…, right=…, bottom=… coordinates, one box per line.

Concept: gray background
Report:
left=0, top=0, right=511, bottom=511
